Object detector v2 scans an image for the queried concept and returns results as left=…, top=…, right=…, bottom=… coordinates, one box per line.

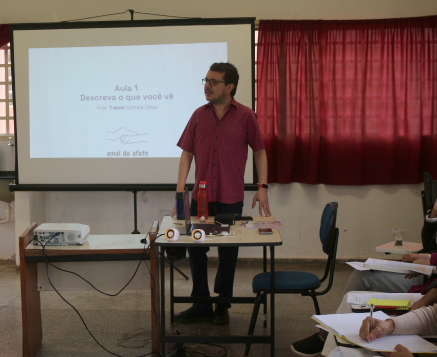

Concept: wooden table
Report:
left=19, top=221, right=160, bottom=357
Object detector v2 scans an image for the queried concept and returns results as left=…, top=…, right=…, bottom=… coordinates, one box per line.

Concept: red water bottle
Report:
left=197, top=181, right=209, bottom=220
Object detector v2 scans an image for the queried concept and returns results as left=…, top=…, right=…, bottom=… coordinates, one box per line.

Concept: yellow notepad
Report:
left=367, top=298, right=411, bottom=310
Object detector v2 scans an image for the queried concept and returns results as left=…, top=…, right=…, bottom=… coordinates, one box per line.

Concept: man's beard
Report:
left=207, top=92, right=227, bottom=105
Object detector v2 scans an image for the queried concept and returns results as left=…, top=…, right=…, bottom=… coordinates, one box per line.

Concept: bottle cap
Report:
left=200, top=181, right=206, bottom=185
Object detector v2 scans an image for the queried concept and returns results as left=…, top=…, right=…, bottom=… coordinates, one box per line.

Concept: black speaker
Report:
left=214, top=213, right=236, bottom=225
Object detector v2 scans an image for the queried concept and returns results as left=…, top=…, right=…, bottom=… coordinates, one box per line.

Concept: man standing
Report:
left=172, top=62, right=270, bottom=325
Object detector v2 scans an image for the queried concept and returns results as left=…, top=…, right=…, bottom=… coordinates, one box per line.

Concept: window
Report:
left=0, top=43, right=14, bottom=136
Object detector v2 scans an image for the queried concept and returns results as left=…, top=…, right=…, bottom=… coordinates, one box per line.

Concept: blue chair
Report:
left=244, top=202, right=339, bottom=356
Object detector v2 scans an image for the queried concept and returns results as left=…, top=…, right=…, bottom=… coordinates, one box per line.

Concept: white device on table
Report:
left=165, top=228, right=179, bottom=241
left=192, top=229, right=206, bottom=242
left=33, top=223, right=90, bottom=245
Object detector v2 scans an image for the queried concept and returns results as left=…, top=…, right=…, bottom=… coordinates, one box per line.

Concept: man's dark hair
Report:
left=209, top=62, right=239, bottom=97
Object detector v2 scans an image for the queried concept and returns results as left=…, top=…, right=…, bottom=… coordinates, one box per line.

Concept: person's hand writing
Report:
left=381, top=344, right=414, bottom=357
left=252, top=189, right=271, bottom=216
left=359, top=317, right=395, bottom=342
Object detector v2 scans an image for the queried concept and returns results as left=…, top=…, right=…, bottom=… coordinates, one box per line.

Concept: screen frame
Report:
left=9, top=17, right=258, bottom=192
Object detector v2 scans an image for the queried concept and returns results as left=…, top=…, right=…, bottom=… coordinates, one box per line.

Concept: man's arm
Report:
left=171, top=150, right=194, bottom=216
left=252, top=149, right=271, bottom=216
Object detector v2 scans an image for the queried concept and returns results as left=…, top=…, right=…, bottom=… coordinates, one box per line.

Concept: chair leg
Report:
left=262, top=293, right=268, bottom=328
left=245, top=292, right=266, bottom=356
left=310, top=294, right=321, bottom=315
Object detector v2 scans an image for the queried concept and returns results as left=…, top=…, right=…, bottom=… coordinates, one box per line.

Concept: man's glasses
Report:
left=202, top=78, right=227, bottom=86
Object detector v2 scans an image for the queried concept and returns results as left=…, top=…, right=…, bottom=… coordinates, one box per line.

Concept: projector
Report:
left=33, top=223, right=90, bottom=245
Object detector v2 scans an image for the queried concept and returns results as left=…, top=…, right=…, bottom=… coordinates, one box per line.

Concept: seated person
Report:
left=326, top=304, right=437, bottom=357
left=291, top=200, right=437, bottom=357
left=357, top=304, right=437, bottom=357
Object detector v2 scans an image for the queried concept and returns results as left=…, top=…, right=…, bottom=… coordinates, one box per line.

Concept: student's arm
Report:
left=410, top=287, right=437, bottom=310
left=421, top=200, right=437, bottom=251
left=402, top=252, right=435, bottom=279
left=390, top=304, right=437, bottom=335
left=430, top=200, right=437, bottom=218
left=252, top=149, right=271, bottom=217
left=171, top=151, right=194, bottom=216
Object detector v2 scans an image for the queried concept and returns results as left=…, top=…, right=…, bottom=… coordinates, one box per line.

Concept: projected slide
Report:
left=28, top=43, right=227, bottom=158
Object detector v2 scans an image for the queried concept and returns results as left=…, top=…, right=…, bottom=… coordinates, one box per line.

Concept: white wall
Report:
left=3, top=0, right=436, bottom=261
left=40, top=184, right=423, bottom=260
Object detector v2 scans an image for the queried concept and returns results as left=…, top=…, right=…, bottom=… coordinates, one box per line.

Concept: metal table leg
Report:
left=160, top=246, right=166, bottom=356
left=263, top=246, right=267, bottom=328
left=170, top=259, right=175, bottom=325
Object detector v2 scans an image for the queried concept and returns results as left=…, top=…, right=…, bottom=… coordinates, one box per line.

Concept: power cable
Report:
left=36, top=234, right=161, bottom=357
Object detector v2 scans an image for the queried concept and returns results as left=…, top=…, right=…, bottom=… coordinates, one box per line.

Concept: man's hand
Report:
left=359, top=317, right=395, bottom=342
left=381, top=344, right=414, bottom=357
left=171, top=151, right=194, bottom=217
left=252, top=189, right=271, bottom=216
left=253, top=149, right=270, bottom=216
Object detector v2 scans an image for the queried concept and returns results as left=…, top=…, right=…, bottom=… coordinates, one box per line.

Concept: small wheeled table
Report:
left=155, top=215, right=283, bottom=356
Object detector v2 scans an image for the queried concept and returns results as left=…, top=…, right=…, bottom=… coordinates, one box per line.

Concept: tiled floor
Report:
left=0, top=259, right=354, bottom=357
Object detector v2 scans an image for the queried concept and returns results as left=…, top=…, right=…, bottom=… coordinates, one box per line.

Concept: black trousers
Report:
left=189, top=199, right=243, bottom=310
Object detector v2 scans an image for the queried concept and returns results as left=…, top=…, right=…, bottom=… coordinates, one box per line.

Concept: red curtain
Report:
left=257, top=17, right=437, bottom=185
left=0, top=25, right=9, bottom=48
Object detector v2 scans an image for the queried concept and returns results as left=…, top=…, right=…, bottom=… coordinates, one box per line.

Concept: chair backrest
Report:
left=319, top=202, right=338, bottom=255
left=317, top=202, right=339, bottom=292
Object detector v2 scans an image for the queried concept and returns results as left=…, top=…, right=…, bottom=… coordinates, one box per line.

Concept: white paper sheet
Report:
left=364, top=258, right=436, bottom=276
left=346, top=262, right=369, bottom=271
left=244, top=221, right=283, bottom=229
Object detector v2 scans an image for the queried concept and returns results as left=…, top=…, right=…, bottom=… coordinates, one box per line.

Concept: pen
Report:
left=368, top=303, right=374, bottom=343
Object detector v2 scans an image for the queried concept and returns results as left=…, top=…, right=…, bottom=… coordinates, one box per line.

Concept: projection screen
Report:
left=10, top=18, right=256, bottom=189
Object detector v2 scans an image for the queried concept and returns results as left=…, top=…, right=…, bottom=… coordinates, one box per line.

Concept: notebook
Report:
left=179, top=188, right=230, bottom=235
left=367, top=298, right=411, bottom=310
left=312, top=311, right=437, bottom=353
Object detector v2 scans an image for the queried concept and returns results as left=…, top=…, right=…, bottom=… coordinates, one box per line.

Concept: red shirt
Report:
left=177, top=99, right=265, bottom=204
